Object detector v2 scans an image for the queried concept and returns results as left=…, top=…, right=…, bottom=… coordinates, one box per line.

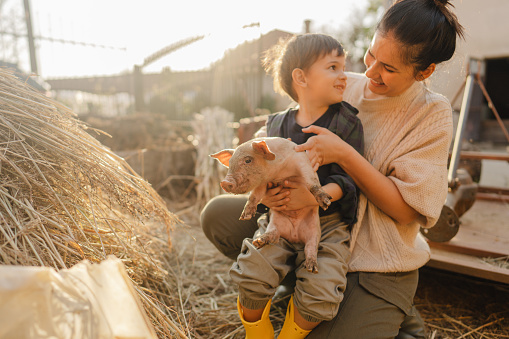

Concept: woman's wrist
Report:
left=333, top=141, right=359, bottom=169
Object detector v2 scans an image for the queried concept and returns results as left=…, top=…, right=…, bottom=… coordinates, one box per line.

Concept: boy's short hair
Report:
left=263, top=33, right=345, bottom=102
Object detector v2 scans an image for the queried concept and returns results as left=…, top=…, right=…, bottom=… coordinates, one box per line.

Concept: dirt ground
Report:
left=169, top=209, right=509, bottom=339
left=416, top=266, right=509, bottom=338
left=94, top=113, right=509, bottom=337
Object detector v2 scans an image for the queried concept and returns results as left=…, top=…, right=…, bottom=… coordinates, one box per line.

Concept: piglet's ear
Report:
left=252, top=140, right=276, bottom=160
left=210, top=150, right=234, bottom=168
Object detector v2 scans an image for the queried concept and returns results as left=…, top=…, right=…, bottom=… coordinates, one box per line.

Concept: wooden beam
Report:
left=427, top=218, right=509, bottom=258
left=478, top=186, right=509, bottom=195
left=476, top=192, right=509, bottom=202
left=428, top=239, right=508, bottom=258
left=427, top=199, right=509, bottom=284
left=459, top=151, right=509, bottom=161
left=476, top=186, right=509, bottom=202
left=428, top=249, right=509, bottom=285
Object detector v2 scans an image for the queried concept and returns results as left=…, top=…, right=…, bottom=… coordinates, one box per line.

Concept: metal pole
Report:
left=448, top=74, right=474, bottom=186
left=23, top=0, right=38, bottom=74
left=133, top=65, right=144, bottom=112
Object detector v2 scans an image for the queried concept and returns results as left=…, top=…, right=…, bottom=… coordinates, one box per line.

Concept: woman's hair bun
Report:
left=426, top=0, right=450, bottom=8
left=379, top=0, right=464, bottom=71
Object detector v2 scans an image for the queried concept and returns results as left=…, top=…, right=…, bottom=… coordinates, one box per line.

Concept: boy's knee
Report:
left=294, top=277, right=345, bottom=322
left=295, top=295, right=339, bottom=323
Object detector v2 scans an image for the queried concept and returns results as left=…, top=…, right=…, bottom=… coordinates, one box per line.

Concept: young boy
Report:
left=230, top=34, right=364, bottom=338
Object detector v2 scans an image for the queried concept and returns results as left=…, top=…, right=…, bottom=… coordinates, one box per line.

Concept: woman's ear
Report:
left=418, top=63, right=436, bottom=81
left=292, top=68, right=307, bottom=88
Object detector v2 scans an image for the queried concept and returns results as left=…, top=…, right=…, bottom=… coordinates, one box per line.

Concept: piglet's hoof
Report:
left=239, top=209, right=256, bottom=220
left=305, top=258, right=319, bottom=274
left=310, top=186, right=332, bottom=211
left=317, top=192, right=332, bottom=210
left=252, top=232, right=279, bottom=249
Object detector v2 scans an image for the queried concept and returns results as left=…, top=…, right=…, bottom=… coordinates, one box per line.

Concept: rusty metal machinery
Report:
left=422, top=59, right=509, bottom=243
left=421, top=65, right=478, bottom=243
left=421, top=168, right=478, bottom=242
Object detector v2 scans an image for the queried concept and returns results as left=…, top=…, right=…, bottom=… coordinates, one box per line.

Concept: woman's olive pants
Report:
left=201, top=194, right=426, bottom=339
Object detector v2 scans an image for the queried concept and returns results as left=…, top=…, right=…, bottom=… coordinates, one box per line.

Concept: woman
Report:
left=201, top=0, right=464, bottom=337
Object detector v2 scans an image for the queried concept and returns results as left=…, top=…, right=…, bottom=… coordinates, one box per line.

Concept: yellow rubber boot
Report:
left=237, top=297, right=274, bottom=339
left=277, top=296, right=312, bottom=339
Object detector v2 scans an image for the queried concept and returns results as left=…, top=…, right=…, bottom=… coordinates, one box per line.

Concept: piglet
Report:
left=210, top=137, right=331, bottom=273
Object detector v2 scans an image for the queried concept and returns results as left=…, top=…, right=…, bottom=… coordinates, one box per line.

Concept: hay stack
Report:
left=0, top=67, right=187, bottom=338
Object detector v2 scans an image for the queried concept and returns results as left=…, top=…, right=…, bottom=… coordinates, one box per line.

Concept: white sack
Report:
left=0, top=256, right=156, bottom=339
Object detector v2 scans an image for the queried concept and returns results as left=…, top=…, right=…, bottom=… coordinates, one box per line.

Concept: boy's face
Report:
left=302, top=52, right=347, bottom=106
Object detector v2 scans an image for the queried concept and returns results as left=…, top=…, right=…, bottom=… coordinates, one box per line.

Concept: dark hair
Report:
left=377, top=0, right=465, bottom=74
left=263, top=33, right=345, bottom=102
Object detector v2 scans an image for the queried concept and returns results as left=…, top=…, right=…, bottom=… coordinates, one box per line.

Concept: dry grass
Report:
left=2, top=65, right=508, bottom=338
left=164, top=214, right=288, bottom=339
left=416, top=267, right=509, bottom=339
left=172, top=210, right=509, bottom=339
left=483, top=256, right=509, bottom=270
left=0, top=67, right=188, bottom=338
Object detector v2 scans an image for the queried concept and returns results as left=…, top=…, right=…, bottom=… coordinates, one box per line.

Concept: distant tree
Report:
left=185, top=90, right=212, bottom=118
left=320, top=0, right=384, bottom=71
left=259, top=94, right=277, bottom=113
left=147, top=87, right=212, bottom=120
left=221, top=95, right=251, bottom=122
left=148, top=93, right=178, bottom=119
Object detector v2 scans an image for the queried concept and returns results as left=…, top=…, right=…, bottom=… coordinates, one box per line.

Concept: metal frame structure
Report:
left=424, top=58, right=509, bottom=284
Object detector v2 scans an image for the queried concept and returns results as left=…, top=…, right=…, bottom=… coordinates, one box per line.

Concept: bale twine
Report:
left=0, top=67, right=188, bottom=338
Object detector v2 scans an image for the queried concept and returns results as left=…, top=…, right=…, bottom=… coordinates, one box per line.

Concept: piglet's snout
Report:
left=220, top=179, right=235, bottom=193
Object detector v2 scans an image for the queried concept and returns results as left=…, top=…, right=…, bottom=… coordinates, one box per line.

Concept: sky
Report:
left=8, top=0, right=369, bottom=79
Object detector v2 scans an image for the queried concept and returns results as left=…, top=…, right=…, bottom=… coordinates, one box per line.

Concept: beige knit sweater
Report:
left=343, top=72, right=453, bottom=273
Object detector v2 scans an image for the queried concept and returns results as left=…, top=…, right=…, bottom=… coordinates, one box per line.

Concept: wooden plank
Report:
left=426, top=199, right=509, bottom=284
left=478, top=186, right=509, bottom=194
left=459, top=150, right=509, bottom=161
left=428, top=240, right=508, bottom=259
left=476, top=192, right=509, bottom=202
left=427, top=203, right=509, bottom=258
left=428, top=249, right=509, bottom=284
left=460, top=200, right=508, bottom=240
left=476, top=186, right=509, bottom=203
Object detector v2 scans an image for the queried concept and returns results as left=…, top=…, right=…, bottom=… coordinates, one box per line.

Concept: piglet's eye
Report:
left=245, top=158, right=252, bottom=164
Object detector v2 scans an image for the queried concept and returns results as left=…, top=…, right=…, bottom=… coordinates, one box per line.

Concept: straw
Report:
left=0, top=67, right=187, bottom=338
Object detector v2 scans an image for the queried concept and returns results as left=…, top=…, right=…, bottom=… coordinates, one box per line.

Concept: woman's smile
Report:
left=369, top=78, right=385, bottom=87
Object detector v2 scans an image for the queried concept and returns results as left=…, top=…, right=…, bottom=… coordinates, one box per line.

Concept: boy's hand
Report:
left=260, top=182, right=290, bottom=211
left=260, top=179, right=318, bottom=211
left=261, top=179, right=318, bottom=211
left=295, top=125, right=345, bottom=170
left=283, top=179, right=319, bottom=210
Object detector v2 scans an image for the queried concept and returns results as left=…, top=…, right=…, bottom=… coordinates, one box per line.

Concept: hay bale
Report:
left=0, top=67, right=188, bottom=338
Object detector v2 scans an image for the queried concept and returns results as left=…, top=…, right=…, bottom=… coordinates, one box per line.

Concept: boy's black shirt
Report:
left=264, top=102, right=364, bottom=225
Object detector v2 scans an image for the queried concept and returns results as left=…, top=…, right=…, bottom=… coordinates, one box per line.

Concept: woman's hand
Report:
left=294, top=125, right=351, bottom=170
left=260, top=180, right=318, bottom=212
left=296, top=127, right=421, bottom=225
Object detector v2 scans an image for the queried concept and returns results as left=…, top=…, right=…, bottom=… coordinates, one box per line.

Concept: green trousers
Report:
left=231, top=212, right=350, bottom=322
left=201, top=194, right=426, bottom=339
